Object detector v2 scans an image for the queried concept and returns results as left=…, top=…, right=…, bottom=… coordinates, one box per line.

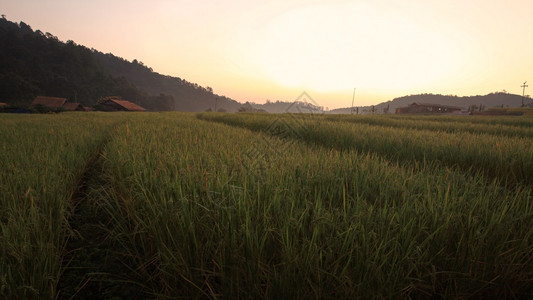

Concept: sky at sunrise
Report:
left=1, top=0, right=532, bottom=108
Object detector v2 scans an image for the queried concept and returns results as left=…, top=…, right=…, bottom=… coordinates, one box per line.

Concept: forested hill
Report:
left=0, top=18, right=240, bottom=111
left=328, top=92, right=533, bottom=114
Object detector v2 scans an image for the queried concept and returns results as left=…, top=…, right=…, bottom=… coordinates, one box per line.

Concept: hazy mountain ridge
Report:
left=246, top=99, right=324, bottom=113
left=328, top=93, right=533, bottom=114
left=93, top=52, right=241, bottom=112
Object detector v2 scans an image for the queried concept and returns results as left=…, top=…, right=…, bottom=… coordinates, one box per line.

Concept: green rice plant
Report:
left=2, top=112, right=531, bottom=298
left=197, top=113, right=533, bottom=187
left=388, top=114, right=533, bottom=128
left=0, top=113, right=122, bottom=299
left=320, top=114, right=533, bottom=138
left=97, top=112, right=533, bottom=298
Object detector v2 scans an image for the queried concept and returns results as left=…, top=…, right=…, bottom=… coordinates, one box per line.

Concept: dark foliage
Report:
left=0, top=18, right=240, bottom=111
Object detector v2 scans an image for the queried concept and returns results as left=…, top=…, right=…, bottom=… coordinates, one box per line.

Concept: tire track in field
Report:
left=58, top=123, right=148, bottom=299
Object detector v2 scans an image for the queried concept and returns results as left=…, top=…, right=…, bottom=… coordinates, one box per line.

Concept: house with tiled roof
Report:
left=98, top=97, right=146, bottom=112
left=32, top=96, right=67, bottom=110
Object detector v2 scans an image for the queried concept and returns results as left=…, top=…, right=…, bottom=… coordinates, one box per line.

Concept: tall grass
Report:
left=97, top=113, right=533, bottom=298
left=0, top=113, right=121, bottom=298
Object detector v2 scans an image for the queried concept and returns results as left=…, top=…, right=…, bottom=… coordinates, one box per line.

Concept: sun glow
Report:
left=2, top=0, right=533, bottom=108
left=249, top=2, right=463, bottom=92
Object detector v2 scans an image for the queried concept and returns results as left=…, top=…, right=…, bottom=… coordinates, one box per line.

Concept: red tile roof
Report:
left=32, top=96, right=67, bottom=108
left=109, top=99, right=146, bottom=111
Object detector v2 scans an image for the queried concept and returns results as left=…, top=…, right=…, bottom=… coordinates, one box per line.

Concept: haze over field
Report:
left=2, top=0, right=532, bottom=108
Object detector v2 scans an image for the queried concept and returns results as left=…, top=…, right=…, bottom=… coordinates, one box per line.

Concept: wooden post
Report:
left=521, top=81, right=528, bottom=107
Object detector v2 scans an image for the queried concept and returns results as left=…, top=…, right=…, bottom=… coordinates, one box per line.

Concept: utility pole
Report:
left=351, top=88, right=356, bottom=114
left=521, top=81, right=528, bottom=107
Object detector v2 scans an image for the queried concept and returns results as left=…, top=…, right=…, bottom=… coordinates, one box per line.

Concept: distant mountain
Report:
left=328, top=93, right=533, bottom=114
left=249, top=96, right=325, bottom=114
left=92, top=52, right=241, bottom=112
left=0, top=18, right=240, bottom=111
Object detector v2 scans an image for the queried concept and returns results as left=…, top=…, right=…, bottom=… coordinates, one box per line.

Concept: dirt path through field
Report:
left=58, top=124, right=147, bottom=299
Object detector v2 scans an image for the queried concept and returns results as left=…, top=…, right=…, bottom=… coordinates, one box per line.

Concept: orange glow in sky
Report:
left=2, top=0, right=532, bottom=108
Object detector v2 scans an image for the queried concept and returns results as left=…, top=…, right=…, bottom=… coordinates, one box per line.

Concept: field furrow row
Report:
left=0, top=113, right=124, bottom=299
left=387, top=114, right=533, bottom=128
left=320, top=114, right=533, bottom=138
left=197, top=113, right=533, bottom=187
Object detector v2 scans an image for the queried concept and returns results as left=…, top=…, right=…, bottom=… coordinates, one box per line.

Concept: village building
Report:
left=395, top=102, right=463, bottom=114
left=32, top=96, right=67, bottom=111
left=31, top=96, right=90, bottom=112
left=98, top=98, right=146, bottom=112
left=62, top=102, right=85, bottom=111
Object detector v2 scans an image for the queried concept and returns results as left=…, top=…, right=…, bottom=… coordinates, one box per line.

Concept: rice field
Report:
left=1, top=112, right=532, bottom=299
left=0, top=113, right=122, bottom=298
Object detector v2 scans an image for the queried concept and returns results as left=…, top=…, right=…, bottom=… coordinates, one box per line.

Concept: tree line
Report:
left=0, top=18, right=239, bottom=111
